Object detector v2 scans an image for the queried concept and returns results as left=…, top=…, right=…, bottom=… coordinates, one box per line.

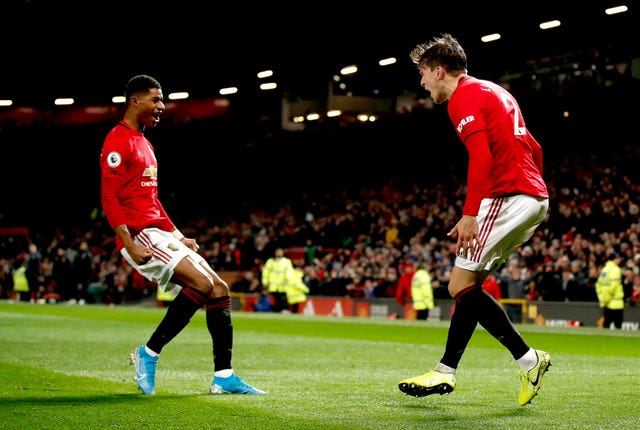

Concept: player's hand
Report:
left=180, top=237, right=200, bottom=252
left=448, top=215, right=479, bottom=259
left=130, top=243, right=153, bottom=265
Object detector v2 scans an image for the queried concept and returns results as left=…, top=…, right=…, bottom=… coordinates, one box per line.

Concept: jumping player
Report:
left=398, top=34, right=551, bottom=406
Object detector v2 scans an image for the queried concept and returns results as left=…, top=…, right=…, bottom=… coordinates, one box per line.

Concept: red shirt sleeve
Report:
left=462, top=131, right=492, bottom=216
left=100, top=127, right=130, bottom=229
left=101, top=169, right=127, bottom=228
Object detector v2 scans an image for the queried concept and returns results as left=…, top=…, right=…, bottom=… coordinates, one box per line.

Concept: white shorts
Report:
left=120, top=227, right=205, bottom=296
left=455, top=195, right=549, bottom=273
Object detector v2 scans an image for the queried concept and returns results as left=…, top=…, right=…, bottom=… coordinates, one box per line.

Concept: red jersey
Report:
left=100, top=121, right=174, bottom=248
left=395, top=265, right=415, bottom=306
left=448, top=76, right=548, bottom=216
left=482, top=274, right=502, bottom=300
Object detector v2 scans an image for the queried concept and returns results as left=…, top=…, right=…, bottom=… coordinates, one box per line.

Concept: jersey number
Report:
left=500, top=93, right=526, bottom=136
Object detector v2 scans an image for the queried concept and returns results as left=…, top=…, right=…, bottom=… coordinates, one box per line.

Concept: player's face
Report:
left=137, top=88, right=165, bottom=128
left=419, top=65, right=447, bottom=104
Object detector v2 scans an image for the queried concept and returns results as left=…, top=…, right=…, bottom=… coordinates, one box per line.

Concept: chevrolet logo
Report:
left=142, top=166, right=158, bottom=179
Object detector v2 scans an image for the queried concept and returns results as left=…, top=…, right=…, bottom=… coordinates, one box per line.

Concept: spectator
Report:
left=373, top=266, right=398, bottom=298
left=499, top=261, right=534, bottom=323
left=564, top=258, right=594, bottom=301
left=52, top=246, right=73, bottom=302
left=285, top=266, right=310, bottom=314
left=395, top=262, right=416, bottom=309
left=71, top=240, right=94, bottom=305
left=595, top=252, right=625, bottom=329
left=534, top=261, right=565, bottom=302
left=385, top=218, right=400, bottom=245
left=24, top=242, right=43, bottom=303
left=253, top=289, right=272, bottom=312
left=629, top=274, right=640, bottom=307
left=482, top=273, right=501, bottom=301
left=622, top=266, right=634, bottom=303
left=304, top=238, right=319, bottom=266
left=411, top=262, right=434, bottom=320
left=261, top=247, right=294, bottom=312
left=230, top=270, right=261, bottom=294
left=11, top=258, right=30, bottom=301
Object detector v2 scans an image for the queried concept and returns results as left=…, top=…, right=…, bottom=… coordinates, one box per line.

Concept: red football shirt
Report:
left=447, top=76, right=548, bottom=216
left=100, top=121, right=174, bottom=248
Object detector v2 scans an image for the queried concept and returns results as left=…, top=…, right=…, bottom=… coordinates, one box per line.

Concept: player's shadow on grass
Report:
left=398, top=397, right=536, bottom=418
left=0, top=392, right=214, bottom=407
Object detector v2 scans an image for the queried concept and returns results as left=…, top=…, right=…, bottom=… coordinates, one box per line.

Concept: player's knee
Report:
left=448, top=269, right=481, bottom=297
left=213, top=278, right=229, bottom=297
left=189, top=276, right=213, bottom=296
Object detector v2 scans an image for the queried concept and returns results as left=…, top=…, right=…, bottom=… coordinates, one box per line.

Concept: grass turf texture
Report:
left=0, top=301, right=638, bottom=430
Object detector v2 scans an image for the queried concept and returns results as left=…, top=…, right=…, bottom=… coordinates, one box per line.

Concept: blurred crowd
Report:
left=1, top=63, right=639, bottom=308
left=2, top=146, right=640, bottom=309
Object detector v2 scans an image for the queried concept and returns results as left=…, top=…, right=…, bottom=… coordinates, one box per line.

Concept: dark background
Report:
left=0, top=0, right=638, bottom=233
left=1, top=0, right=636, bottom=103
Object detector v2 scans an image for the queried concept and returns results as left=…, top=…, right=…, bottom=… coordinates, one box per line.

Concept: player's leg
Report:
left=124, top=229, right=210, bottom=394
left=129, top=254, right=210, bottom=395
left=399, top=268, right=479, bottom=397
left=400, top=196, right=551, bottom=403
left=183, top=260, right=266, bottom=395
left=206, top=293, right=265, bottom=395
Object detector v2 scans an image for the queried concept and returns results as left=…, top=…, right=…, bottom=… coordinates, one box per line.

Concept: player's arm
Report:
left=173, top=227, right=199, bottom=252
left=101, top=179, right=153, bottom=264
left=100, top=151, right=154, bottom=265
left=448, top=131, right=491, bottom=258
left=114, top=224, right=153, bottom=265
left=462, top=130, right=492, bottom=216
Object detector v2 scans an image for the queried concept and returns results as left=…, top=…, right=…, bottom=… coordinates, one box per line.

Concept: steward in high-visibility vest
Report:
left=596, top=253, right=625, bottom=329
left=12, top=265, right=30, bottom=298
left=411, top=267, right=434, bottom=320
left=261, top=248, right=293, bottom=312
left=285, top=267, right=309, bottom=313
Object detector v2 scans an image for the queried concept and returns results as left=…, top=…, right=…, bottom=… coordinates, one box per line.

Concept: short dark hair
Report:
left=409, top=33, right=468, bottom=73
left=125, top=75, right=161, bottom=102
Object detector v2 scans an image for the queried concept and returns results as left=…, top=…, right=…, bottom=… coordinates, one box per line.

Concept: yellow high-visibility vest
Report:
left=261, top=257, right=294, bottom=293
left=411, top=268, right=434, bottom=311
left=13, top=266, right=29, bottom=292
left=285, top=268, right=309, bottom=305
left=595, top=260, right=624, bottom=310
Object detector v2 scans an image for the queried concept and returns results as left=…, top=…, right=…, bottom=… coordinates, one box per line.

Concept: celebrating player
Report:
left=398, top=34, right=551, bottom=406
left=100, top=74, right=265, bottom=395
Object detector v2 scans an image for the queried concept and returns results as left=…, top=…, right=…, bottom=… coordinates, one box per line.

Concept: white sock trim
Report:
left=215, top=369, right=233, bottom=378
left=517, top=348, right=537, bottom=371
left=434, top=363, right=456, bottom=374
left=144, top=346, right=159, bottom=357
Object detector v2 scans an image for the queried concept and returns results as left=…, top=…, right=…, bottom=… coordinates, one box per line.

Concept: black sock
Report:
left=441, top=287, right=530, bottom=367
left=206, top=296, right=233, bottom=371
left=475, top=289, right=530, bottom=359
left=147, top=288, right=207, bottom=354
left=440, top=287, right=480, bottom=369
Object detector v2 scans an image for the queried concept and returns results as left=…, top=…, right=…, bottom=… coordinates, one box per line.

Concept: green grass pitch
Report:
left=1, top=301, right=639, bottom=429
